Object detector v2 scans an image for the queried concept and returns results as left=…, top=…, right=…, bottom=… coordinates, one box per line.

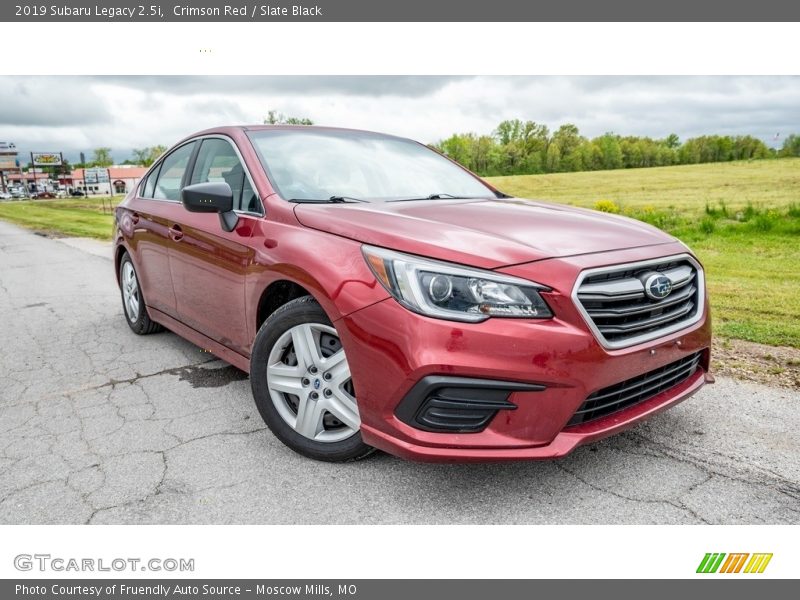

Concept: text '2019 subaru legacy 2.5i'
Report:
left=113, top=126, right=712, bottom=462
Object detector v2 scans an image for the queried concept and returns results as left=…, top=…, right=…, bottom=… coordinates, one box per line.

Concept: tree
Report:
left=147, top=145, right=167, bottom=166
left=130, top=145, right=168, bottom=167
left=595, top=134, right=623, bottom=170
left=438, top=133, right=475, bottom=169
left=131, top=148, right=150, bottom=165
left=664, top=133, right=680, bottom=149
left=779, top=134, right=800, bottom=157
left=91, top=147, right=113, bottom=167
left=494, top=119, right=524, bottom=145
left=552, top=124, right=583, bottom=170
left=264, top=110, right=313, bottom=125
left=545, top=141, right=561, bottom=172
left=474, top=135, right=499, bottom=175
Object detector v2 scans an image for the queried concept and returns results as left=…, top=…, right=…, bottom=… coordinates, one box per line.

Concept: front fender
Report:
left=246, top=218, right=390, bottom=343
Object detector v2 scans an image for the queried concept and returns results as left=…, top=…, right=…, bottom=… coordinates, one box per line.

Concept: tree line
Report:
left=432, top=121, right=800, bottom=177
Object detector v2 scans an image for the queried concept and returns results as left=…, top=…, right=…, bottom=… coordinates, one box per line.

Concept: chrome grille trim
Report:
left=572, top=254, right=705, bottom=349
left=585, top=284, right=696, bottom=318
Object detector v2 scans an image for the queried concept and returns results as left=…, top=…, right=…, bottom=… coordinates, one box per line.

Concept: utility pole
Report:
left=29, top=152, right=35, bottom=197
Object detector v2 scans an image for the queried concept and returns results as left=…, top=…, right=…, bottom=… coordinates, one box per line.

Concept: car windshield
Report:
left=247, top=129, right=497, bottom=202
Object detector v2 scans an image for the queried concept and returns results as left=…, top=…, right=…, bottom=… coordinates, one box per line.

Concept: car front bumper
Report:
left=334, top=243, right=712, bottom=463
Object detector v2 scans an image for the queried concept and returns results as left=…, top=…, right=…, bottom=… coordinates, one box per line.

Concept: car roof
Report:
left=186, top=124, right=414, bottom=143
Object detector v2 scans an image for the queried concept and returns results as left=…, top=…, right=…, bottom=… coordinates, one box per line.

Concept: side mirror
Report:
left=181, top=182, right=239, bottom=232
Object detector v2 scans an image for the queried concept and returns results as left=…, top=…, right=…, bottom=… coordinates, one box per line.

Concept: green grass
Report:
left=488, top=158, right=800, bottom=348
left=0, top=197, right=116, bottom=239
left=675, top=216, right=800, bottom=347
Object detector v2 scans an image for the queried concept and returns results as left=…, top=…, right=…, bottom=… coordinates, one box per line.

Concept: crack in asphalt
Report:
left=84, top=428, right=270, bottom=524
left=620, top=430, right=800, bottom=509
left=555, top=462, right=714, bottom=524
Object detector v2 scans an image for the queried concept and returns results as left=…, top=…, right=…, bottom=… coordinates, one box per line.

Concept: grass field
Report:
left=488, top=158, right=800, bottom=217
left=0, top=197, right=115, bottom=239
left=1, top=158, right=798, bottom=347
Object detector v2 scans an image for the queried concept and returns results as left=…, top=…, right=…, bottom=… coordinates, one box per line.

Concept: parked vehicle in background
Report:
left=0, top=191, right=11, bottom=200
left=70, top=189, right=85, bottom=197
left=113, top=126, right=712, bottom=463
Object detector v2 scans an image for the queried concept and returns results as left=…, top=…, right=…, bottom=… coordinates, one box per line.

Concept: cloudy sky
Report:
left=1, top=75, right=798, bottom=164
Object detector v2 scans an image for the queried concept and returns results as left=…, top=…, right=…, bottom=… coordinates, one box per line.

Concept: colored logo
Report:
left=644, top=273, right=672, bottom=300
left=696, top=553, right=773, bottom=574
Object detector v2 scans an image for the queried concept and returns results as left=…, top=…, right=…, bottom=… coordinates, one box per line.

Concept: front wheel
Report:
left=250, top=296, right=375, bottom=462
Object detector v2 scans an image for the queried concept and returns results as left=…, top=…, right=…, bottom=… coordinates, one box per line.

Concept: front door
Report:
left=167, top=137, right=260, bottom=356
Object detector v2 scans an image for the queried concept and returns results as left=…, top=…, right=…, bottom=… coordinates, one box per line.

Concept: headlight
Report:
left=362, top=245, right=553, bottom=322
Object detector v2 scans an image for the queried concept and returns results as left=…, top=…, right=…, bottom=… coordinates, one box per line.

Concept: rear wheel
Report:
left=119, top=253, right=163, bottom=335
left=250, top=296, right=375, bottom=462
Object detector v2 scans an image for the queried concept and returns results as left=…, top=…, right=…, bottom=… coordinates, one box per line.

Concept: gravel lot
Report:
left=0, top=220, right=798, bottom=525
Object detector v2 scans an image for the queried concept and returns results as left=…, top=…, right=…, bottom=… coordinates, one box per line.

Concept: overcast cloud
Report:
left=0, top=75, right=797, bottom=163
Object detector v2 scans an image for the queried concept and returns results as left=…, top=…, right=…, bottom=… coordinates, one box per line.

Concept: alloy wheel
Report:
left=121, top=261, right=140, bottom=322
left=266, top=323, right=360, bottom=442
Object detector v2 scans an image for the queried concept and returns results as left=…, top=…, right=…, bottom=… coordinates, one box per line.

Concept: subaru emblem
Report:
left=644, top=273, right=672, bottom=300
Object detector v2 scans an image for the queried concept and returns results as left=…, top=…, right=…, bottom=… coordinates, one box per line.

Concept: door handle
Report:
left=168, top=224, right=183, bottom=242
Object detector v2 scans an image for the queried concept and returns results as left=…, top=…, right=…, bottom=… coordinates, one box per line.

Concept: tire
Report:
left=118, top=253, right=164, bottom=335
left=250, top=295, right=376, bottom=462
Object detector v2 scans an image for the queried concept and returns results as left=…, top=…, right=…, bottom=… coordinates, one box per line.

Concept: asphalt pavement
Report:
left=0, top=220, right=798, bottom=524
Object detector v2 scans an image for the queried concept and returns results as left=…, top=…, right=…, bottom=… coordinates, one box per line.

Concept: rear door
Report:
left=126, top=141, right=197, bottom=318
left=167, top=136, right=261, bottom=356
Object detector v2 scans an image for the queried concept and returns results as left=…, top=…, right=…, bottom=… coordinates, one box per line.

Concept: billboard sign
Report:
left=32, top=152, right=63, bottom=166
left=0, top=142, right=18, bottom=170
left=83, top=167, right=110, bottom=183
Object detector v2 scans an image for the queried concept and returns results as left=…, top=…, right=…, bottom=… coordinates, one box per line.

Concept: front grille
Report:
left=574, top=255, right=704, bottom=348
left=567, top=351, right=703, bottom=426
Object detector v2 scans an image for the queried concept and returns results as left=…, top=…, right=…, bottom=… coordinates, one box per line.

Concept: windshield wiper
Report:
left=427, top=191, right=513, bottom=200
left=426, top=193, right=463, bottom=200
left=328, top=195, right=369, bottom=203
left=289, top=195, right=368, bottom=204
left=388, top=193, right=484, bottom=202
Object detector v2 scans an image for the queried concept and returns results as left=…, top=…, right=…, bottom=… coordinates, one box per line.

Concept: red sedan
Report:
left=113, top=126, right=712, bottom=462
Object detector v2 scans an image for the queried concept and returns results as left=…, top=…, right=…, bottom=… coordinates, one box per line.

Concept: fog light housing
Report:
left=395, top=376, right=546, bottom=433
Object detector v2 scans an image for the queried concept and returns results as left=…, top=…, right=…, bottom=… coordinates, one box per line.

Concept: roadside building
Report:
left=6, top=168, right=55, bottom=194
left=70, top=166, right=148, bottom=195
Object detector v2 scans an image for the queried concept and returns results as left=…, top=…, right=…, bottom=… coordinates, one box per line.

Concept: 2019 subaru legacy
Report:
left=113, top=126, right=712, bottom=462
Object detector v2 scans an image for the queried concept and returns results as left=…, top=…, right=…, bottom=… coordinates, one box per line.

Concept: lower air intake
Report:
left=567, top=351, right=703, bottom=426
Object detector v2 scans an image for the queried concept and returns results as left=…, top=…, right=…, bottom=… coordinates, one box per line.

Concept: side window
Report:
left=153, top=142, right=196, bottom=201
left=191, top=138, right=257, bottom=212
left=241, top=177, right=258, bottom=213
left=141, top=164, right=160, bottom=198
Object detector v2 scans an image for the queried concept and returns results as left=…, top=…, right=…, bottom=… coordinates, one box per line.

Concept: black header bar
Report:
left=4, top=0, right=800, bottom=22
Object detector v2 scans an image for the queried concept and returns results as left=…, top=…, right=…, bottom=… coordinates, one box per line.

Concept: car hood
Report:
left=293, top=198, right=676, bottom=269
